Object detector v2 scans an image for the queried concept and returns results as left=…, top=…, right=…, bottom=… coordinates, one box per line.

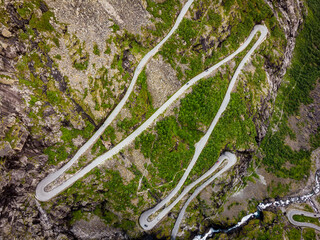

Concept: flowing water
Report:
left=194, top=170, right=320, bottom=240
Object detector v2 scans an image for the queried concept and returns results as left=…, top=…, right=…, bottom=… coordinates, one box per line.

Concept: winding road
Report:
left=36, top=0, right=195, bottom=202
left=140, top=152, right=237, bottom=231
left=36, top=0, right=268, bottom=237
left=139, top=24, right=268, bottom=236
left=287, top=209, right=320, bottom=232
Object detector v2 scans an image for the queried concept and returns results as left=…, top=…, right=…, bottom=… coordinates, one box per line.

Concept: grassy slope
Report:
left=261, top=0, right=320, bottom=180
left=22, top=0, right=319, bottom=238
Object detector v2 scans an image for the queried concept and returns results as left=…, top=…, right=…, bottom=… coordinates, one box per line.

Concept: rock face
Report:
left=0, top=120, right=29, bottom=156
left=0, top=1, right=69, bottom=238
left=0, top=0, right=309, bottom=239
left=45, top=0, right=113, bottom=47
left=0, top=35, right=25, bottom=76
left=285, top=82, right=320, bottom=151
left=98, top=0, right=152, bottom=34
left=254, top=0, right=304, bottom=143
left=0, top=82, right=29, bottom=157
left=2, top=28, right=12, bottom=38
left=0, top=0, right=134, bottom=238
left=145, top=55, right=181, bottom=108
left=71, top=215, right=127, bottom=240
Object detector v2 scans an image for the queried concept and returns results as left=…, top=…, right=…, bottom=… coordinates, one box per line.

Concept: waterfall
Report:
left=194, top=170, right=320, bottom=240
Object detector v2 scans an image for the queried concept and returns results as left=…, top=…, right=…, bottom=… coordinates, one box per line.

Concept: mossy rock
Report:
left=263, top=211, right=276, bottom=224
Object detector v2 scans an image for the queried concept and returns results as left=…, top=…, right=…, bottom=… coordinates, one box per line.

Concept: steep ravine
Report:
left=0, top=0, right=308, bottom=239
left=195, top=168, right=320, bottom=240
left=254, top=0, right=304, bottom=143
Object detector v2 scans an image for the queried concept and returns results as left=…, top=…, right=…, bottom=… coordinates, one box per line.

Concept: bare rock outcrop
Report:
left=98, top=0, right=152, bottom=34
left=254, top=0, right=304, bottom=143
left=145, top=55, right=181, bottom=108
left=71, top=215, right=127, bottom=240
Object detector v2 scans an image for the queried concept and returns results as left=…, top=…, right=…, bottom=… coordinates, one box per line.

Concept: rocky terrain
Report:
left=254, top=0, right=304, bottom=143
left=0, top=0, right=319, bottom=239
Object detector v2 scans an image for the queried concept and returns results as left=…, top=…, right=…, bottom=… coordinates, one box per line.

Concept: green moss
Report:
left=104, top=46, right=111, bottom=55
left=17, top=8, right=31, bottom=19
left=73, top=59, right=89, bottom=70
left=43, top=121, right=95, bottom=165
left=38, top=41, right=51, bottom=53
left=263, top=211, right=276, bottom=224
left=103, top=126, right=116, bottom=143
left=116, top=219, right=136, bottom=231
left=267, top=181, right=291, bottom=198
left=261, top=0, right=320, bottom=179
left=302, top=228, right=316, bottom=240
left=111, top=23, right=120, bottom=32
left=3, top=124, right=22, bottom=148
left=117, top=69, right=154, bottom=135
left=177, top=18, right=197, bottom=45
left=145, top=0, right=181, bottom=37
left=44, top=145, right=69, bottom=165
left=53, top=37, right=60, bottom=47
left=93, top=43, right=100, bottom=56
left=29, top=11, right=55, bottom=32
left=19, top=30, right=29, bottom=40
left=207, top=9, right=222, bottom=28
left=16, top=55, right=29, bottom=73
left=29, top=95, right=38, bottom=106
left=46, top=90, right=61, bottom=105
left=230, top=211, right=285, bottom=240
left=54, top=54, right=62, bottom=60
left=280, top=0, right=320, bottom=115
left=293, top=214, right=320, bottom=227
left=286, top=228, right=300, bottom=240
left=17, top=2, right=34, bottom=19
left=223, top=0, right=236, bottom=13
left=63, top=168, right=140, bottom=213
left=304, top=205, right=314, bottom=213
left=69, top=209, right=85, bottom=225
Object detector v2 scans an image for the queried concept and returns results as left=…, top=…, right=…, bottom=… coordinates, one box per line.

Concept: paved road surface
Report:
left=287, top=209, right=320, bottom=232
left=36, top=0, right=268, bottom=237
left=36, top=0, right=195, bottom=202
left=140, top=25, right=268, bottom=234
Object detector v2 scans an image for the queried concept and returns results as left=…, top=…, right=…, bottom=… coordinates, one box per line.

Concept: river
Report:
left=194, top=170, right=320, bottom=240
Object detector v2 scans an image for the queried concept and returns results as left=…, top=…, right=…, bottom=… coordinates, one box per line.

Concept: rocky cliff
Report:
left=254, top=0, right=304, bottom=143
left=0, top=0, right=311, bottom=239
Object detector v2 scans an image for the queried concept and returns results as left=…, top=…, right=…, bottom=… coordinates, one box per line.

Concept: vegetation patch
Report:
left=261, top=0, right=320, bottom=180
left=293, top=214, right=320, bottom=227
